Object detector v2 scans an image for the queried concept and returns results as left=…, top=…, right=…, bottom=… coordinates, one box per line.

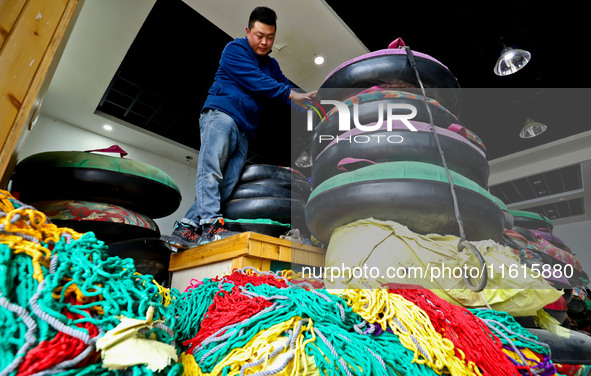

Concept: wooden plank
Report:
left=246, top=231, right=325, bottom=253
left=0, top=0, right=81, bottom=187
left=231, top=256, right=244, bottom=270
left=169, top=231, right=327, bottom=273
left=248, top=239, right=263, bottom=258
left=278, top=245, right=292, bottom=263
left=261, top=240, right=280, bottom=260
left=292, top=249, right=308, bottom=265
left=261, top=259, right=271, bottom=271
left=0, top=0, right=28, bottom=48
left=168, top=232, right=250, bottom=271
left=308, top=251, right=325, bottom=267
left=0, top=0, right=69, bottom=149
left=232, top=256, right=266, bottom=271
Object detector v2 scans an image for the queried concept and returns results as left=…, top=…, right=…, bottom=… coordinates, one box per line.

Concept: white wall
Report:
left=554, top=220, right=591, bottom=279
left=14, top=114, right=198, bottom=235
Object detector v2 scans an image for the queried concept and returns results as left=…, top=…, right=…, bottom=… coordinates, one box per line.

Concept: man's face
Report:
left=246, top=21, right=276, bottom=56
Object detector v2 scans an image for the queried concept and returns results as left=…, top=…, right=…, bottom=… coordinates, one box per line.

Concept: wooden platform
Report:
left=169, top=231, right=326, bottom=290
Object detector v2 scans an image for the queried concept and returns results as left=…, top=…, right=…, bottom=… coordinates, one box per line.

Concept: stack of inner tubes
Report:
left=509, top=209, right=588, bottom=308
left=9, top=149, right=182, bottom=284
left=510, top=210, right=587, bottom=286
left=222, top=164, right=312, bottom=236
left=304, top=38, right=504, bottom=244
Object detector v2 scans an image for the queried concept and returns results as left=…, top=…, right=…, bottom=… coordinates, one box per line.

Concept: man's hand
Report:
left=290, top=90, right=318, bottom=109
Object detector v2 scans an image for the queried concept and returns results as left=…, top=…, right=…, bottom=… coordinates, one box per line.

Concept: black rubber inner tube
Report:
left=229, top=182, right=301, bottom=200
left=502, top=210, right=514, bottom=229
left=12, top=167, right=181, bottom=219
left=224, top=221, right=291, bottom=238
left=511, top=226, right=538, bottom=243
left=239, top=164, right=307, bottom=183
left=311, top=124, right=488, bottom=189
left=50, top=220, right=159, bottom=245
left=567, top=296, right=587, bottom=313
left=223, top=197, right=307, bottom=229
left=305, top=176, right=504, bottom=244
left=309, top=90, right=460, bottom=158
left=232, top=178, right=311, bottom=201
left=31, top=199, right=160, bottom=244
left=526, top=328, right=591, bottom=365
left=509, top=210, right=554, bottom=232
left=106, top=238, right=172, bottom=285
left=318, top=50, right=461, bottom=116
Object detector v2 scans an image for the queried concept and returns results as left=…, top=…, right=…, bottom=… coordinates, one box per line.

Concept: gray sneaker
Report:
left=198, top=218, right=241, bottom=245
left=161, top=222, right=201, bottom=250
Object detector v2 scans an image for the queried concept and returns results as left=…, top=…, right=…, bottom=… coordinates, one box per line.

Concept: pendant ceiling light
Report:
left=520, top=118, right=547, bottom=138
left=494, top=46, right=531, bottom=76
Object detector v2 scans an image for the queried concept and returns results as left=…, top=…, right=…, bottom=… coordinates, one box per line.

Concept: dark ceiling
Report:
left=96, top=0, right=591, bottom=169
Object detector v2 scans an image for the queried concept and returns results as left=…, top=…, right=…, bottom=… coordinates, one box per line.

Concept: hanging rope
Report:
left=403, top=46, right=488, bottom=292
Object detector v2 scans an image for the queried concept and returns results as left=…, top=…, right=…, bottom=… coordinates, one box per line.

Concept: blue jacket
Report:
left=202, top=37, right=292, bottom=140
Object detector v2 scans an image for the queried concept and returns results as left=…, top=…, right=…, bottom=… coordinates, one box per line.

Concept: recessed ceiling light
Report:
left=314, top=55, right=325, bottom=65
left=103, top=124, right=113, bottom=131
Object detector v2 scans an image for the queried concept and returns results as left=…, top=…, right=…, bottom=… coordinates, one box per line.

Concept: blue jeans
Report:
left=182, top=109, right=248, bottom=226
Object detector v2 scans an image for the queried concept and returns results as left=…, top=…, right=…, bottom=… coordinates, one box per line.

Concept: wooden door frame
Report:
left=0, top=0, right=84, bottom=188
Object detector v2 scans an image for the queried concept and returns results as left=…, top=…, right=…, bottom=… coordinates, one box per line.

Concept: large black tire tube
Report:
left=11, top=151, right=181, bottom=218
left=229, top=182, right=299, bottom=200
left=511, top=226, right=538, bottom=243
left=231, top=178, right=311, bottom=201
left=224, top=220, right=291, bottom=238
left=509, top=210, right=554, bottom=232
left=106, top=238, right=172, bottom=285
left=310, top=90, right=460, bottom=159
left=311, top=121, right=489, bottom=189
left=318, top=48, right=461, bottom=116
left=526, top=328, right=591, bottom=365
left=32, top=199, right=160, bottom=244
left=223, top=197, right=307, bottom=230
left=239, top=164, right=307, bottom=183
left=305, top=162, right=504, bottom=244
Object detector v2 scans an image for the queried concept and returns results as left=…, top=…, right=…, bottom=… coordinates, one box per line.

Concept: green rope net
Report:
left=0, top=190, right=182, bottom=375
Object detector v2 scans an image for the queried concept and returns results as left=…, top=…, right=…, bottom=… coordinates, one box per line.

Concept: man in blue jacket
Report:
left=165, top=6, right=316, bottom=249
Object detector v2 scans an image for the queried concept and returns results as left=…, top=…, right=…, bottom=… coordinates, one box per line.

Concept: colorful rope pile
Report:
left=470, top=309, right=557, bottom=376
left=168, top=268, right=439, bottom=375
left=166, top=267, right=567, bottom=376
left=0, top=190, right=182, bottom=375
left=388, top=285, right=521, bottom=376
left=0, top=189, right=577, bottom=375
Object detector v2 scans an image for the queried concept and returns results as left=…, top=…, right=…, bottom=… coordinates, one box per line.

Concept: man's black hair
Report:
left=248, top=6, right=277, bottom=29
